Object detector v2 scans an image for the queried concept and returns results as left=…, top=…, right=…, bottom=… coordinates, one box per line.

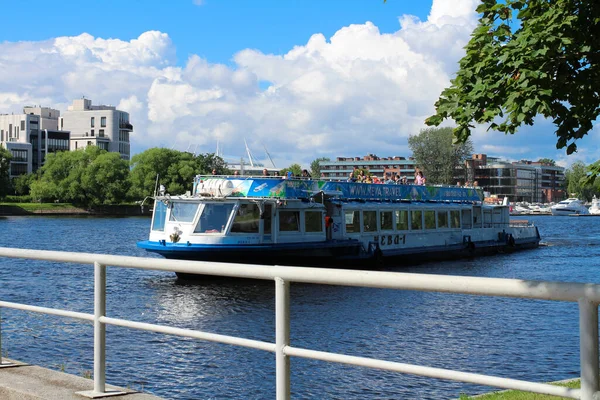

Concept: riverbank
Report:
left=0, top=203, right=151, bottom=216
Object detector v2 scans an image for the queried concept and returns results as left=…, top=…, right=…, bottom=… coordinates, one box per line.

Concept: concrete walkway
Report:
left=0, top=359, right=163, bottom=400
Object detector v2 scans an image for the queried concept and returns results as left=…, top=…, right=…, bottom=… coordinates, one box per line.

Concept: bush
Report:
left=2, top=195, right=33, bottom=203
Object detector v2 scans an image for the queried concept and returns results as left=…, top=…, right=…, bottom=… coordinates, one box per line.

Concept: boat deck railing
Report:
left=0, top=247, right=596, bottom=399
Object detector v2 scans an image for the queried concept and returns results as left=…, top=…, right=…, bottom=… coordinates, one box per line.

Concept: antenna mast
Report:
left=244, top=138, right=255, bottom=167
left=263, top=143, right=276, bottom=168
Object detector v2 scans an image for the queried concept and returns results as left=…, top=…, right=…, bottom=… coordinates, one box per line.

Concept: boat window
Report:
left=363, top=211, right=377, bottom=232
left=169, top=202, right=198, bottom=223
left=483, top=210, right=492, bottom=228
left=473, top=206, right=482, bottom=228
left=345, top=211, right=360, bottom=233
left=151, top=200, right=167, bottom=231
left=380, top=211, right=394, bottom=231
left=411, top=210, right=423, bottom=230
left=231, top=204, right=260, bottom=233
left=305, top=211, right=323, bottom=233
left=396, top=210, right=408, bottom=231
left=437, top=211, right=448, bottom=228
left=280, top=211, right=300, bottom=232
left=194, top=203, right=234, bottom=233
left=462, top=209, right=472, bottom=229
left=424, top=210, right=436, bottom=229
left=450, top=210, right=461, bottom=228
left=264, top=204, right=272, bottom=234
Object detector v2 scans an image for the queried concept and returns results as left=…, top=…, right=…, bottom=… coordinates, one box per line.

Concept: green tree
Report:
left=426, top=1, right=600, bottom=178
left=128, top=148, right=229, bottom=198
left=30, top=146, right=129, bottom=206
left=279, top=163, right=303, bottom=177
left=0, top=146, right=12, bottom=198
left=564, top=161, right=600, bottom=201
left=12, top=173, right=38, bottom=196
left=310, top=157, right=330, bottom=178
left=408, top=127, right=474, bottom=185
left=536, top=158, right=556, bottom=166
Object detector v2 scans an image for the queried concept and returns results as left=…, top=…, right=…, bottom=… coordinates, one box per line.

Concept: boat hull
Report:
left=138, top=234, right=541, bottom=279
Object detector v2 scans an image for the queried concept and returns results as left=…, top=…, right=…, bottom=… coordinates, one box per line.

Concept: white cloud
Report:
left=192, top=0, right=205, bottom=5
left=0, top=0, right=594, bottom=169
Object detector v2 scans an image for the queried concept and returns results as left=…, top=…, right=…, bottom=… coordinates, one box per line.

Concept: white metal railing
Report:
left=0, top=247, right=597, bottom=399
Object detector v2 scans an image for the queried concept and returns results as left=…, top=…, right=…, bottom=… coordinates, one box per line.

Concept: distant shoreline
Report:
left=0, top=203, right=151, bottom=217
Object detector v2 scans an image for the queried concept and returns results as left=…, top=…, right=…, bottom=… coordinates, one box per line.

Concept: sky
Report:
left=0, top=0, right=597, bottom=169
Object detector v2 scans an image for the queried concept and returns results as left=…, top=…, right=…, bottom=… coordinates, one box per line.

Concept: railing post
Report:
left=94, top=262, right=107, bottom=395
left=579, top=298, right=599, bottom=400
left=275, top=277, right=290, bottom=400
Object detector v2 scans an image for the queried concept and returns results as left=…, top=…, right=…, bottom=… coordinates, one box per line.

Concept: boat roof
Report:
left=193, top=176, right=483, bottom=203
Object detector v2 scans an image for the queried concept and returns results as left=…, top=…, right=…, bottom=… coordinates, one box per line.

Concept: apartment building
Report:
left=464, top=154, right=565, bottom=203
left=0, top=107, right=69, bottom=177
left=320, top=154, right=417, bottom=181
left=60, top=98, right=132, bottom=160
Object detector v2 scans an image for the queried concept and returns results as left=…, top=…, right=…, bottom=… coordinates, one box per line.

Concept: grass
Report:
left=0, top=202, right=82, bottom=211
left=459, top=379, right=580, bottom=400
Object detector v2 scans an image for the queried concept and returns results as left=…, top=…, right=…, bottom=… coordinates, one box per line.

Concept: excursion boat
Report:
left=550, top=198, right=589, bottom=216
left=137, top=176, right=541, bottom=276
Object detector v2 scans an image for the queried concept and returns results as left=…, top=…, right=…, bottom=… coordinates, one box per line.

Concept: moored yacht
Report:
left=138, top=176, right=541, bottom=277
left=550, top=198, right=589, bottom=216
left=589, top=196, right=600, bottom=215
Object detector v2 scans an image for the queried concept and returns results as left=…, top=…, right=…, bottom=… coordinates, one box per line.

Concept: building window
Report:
left=91, top=129, right=95, bottom=137
left=91, top=117, right=95, bottom=127
left=99, top=129, right=104, bottom=137
left=101, top=117, right=106, bottom=127
left=20, top=120, right=25, bottom=130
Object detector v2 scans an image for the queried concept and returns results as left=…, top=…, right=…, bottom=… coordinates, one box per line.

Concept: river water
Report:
left=0, top=215, right=598, bottom=399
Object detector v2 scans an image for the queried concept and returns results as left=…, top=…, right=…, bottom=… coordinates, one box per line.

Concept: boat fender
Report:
left=373, top=247, right=384, bottom=267
left=508, top=234, right=515, bottom=247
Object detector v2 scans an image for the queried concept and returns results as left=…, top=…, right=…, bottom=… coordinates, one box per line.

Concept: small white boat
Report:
left=550, top=198, right=590, bottom=216
left=589, top=196, right=600, bottom=215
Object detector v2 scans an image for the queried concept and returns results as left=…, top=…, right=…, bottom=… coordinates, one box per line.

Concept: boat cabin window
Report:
left=424, top=210, right=436, bottom=230
left=450, top=210, right=461, bottom=228
left=345, top=210, right=361, bottom=233
left=472, top=206, right=482, bottom=228
left=152, top=200, right=167, bottom=231
left=279, top=211, right=300, bottom=232
left=396, top=210, right=408, bottom=231
left=169, top=202, right=198, bottom=223
left=263, top=204, right=272, bottom=234
left=483, top=210, right=492, bottom=227
left=461, top=209, right=472, bottom=229
left=380, top=211, right=394, bottom=231
left=437, top=211, right=448, bottom=229
left=305, top=211, right=323, bottom=233
left=231, top=204, right=260, bottom=233
left=194, top=203, right=234, bottom=233
left=411, top=210, right=423, bottom=230
left=363, top=211, right=377, bottom=232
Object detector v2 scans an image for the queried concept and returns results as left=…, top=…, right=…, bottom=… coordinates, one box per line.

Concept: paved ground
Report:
left=0, top=359, right=163, bottom=400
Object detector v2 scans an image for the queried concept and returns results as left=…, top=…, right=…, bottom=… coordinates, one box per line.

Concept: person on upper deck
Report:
left=262, top=168, right=269, bottom=177
left=415, top=171, right=426, bottom=185
left=301, top=169, right=311, bottom=179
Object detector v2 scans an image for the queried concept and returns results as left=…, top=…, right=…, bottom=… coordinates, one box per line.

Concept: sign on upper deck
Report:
left=193, top=177, right=483, bottom=202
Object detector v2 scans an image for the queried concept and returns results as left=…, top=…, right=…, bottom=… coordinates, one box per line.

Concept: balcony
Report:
left=119, top=122, right=133, bottom=131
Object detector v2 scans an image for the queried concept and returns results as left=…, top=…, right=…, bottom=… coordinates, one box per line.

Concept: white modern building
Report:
left=0, top=107, right=69, bottom=177
left=60, top=98, right=132, bottom=160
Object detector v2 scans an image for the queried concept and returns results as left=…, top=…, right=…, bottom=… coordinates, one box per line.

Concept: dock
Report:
left=0, top=359, right=162, bottom=400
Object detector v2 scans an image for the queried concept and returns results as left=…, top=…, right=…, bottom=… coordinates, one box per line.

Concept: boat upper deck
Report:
left=192, top=176, right=483, bottom=203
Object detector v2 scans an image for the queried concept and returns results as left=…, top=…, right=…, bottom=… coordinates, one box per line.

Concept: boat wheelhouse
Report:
left=138, top=176, right=541, bottom=274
